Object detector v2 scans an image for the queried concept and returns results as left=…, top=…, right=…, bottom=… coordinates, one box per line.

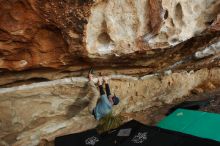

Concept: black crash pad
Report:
left=55, top=120, right=220, bottom=146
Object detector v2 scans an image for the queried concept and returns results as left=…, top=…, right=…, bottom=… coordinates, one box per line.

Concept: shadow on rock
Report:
left=66, top=84, right=90, bottom=118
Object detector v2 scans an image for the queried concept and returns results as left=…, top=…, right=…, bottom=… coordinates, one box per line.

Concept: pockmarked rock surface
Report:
left=0, top=68, right=220, bottom=146
left=0, top=0, right=219, bottom=71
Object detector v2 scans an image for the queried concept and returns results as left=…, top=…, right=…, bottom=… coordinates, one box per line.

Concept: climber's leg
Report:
left=104, top=77, right=111, bottom=97
left=87, top=80, right=100, bottom=114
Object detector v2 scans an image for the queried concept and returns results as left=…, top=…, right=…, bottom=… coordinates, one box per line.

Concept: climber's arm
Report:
left=98, top=77, right=105, bottom=96
left=103, top=77, right=111, bottom=97
left=99, top=85, right=105, bottom=96
left=105, top=84, right=111, bottom=97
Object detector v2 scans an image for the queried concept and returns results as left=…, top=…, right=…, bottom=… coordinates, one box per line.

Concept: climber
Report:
left=86, top=71, right=120, bottom=120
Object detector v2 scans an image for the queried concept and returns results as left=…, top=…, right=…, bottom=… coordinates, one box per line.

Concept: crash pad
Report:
left=55, top=120, right=220, bottom=146
left=157, top=109, right=220, bottom=142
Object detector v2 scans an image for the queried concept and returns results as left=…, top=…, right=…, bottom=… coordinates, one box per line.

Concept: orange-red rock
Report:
left=0, top=0, right=220, bottom=71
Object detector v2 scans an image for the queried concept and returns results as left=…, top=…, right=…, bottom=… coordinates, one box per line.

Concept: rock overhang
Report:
left=0, top=0, right=219, bottom=72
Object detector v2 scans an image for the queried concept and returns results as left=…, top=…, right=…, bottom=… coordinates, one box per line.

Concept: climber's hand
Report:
left=98, top=77, right=103, bottom=86
left=103, top=77, right=109, bottom=84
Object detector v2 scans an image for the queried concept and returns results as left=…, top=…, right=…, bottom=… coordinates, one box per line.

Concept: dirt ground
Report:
left=127, top=88, right=220, bottom=126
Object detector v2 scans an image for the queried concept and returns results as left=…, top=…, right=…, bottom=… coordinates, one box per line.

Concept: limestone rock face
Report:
left=0, top=0, right=70, bottom=70
left=0, top=68, right=220, bottom=146
left=0, top=0, right=220, bottom=146
left=0, top=0, right=219, bottom=71
left=86, top=0, right=220, bottom=56
left=210, top=14, right=220, bottom=31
